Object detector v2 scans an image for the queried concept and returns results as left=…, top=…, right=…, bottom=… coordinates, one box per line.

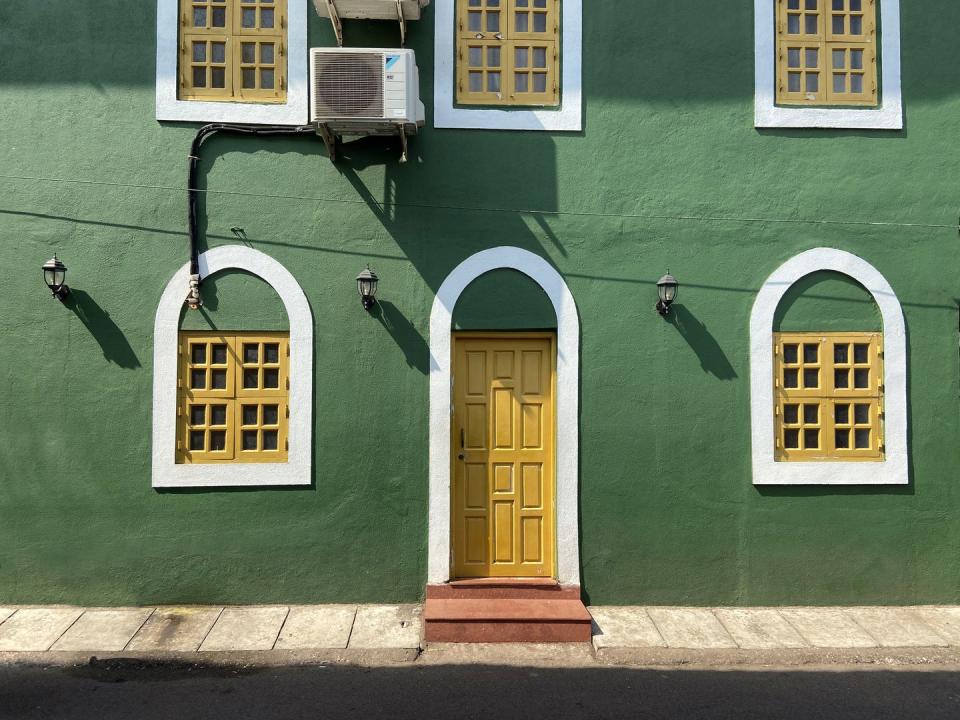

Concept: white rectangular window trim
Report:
left=755, top=0, right=902, bottom=130
left=434, top=0, right=582, bottom=131
left=156, top=0, right=309, bottom=124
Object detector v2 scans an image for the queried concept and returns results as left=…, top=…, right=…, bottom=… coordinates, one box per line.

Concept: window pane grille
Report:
left=178, top=331, right=289, bottom=463
left=774, top=332, right=883, bottom=461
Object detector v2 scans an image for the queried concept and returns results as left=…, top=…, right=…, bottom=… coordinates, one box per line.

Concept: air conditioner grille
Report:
left=313, top=52, right=384, bottom=119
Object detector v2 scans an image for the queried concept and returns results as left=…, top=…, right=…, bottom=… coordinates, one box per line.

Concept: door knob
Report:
left=458, top=453, right=465, bottom=460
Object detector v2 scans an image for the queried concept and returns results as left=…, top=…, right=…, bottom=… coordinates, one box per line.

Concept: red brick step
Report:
left=423, top=595, right=593, bottom=643
left=427, top=578, right=582, bottom=601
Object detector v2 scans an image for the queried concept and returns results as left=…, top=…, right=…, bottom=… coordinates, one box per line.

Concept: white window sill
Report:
left=155, top=0, right=309, bottom=125
left=433, top=0, right=582, bottom=132
left=753, top=0, right=903, bottom=130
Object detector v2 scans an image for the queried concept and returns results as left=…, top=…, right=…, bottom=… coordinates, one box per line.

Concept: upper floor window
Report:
left=776, top=0, right=877, bottom=107
left=754, top=0, right=901, bottom=129
left=456, top=0, right=560, bottom=107
left=179, top=0, right=287, bottom=103
left=774, top=332, right=884, bottom=461
left=157, top=0, right=307, bottom=123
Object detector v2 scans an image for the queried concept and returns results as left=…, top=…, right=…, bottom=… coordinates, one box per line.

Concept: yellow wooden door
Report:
left=452, top=333, right=556, bottom=578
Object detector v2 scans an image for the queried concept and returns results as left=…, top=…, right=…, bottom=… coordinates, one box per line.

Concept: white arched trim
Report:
left=750, top=248, right=907, bottom=485
left=152, top=245, right=313, bottom=488
left=428, top=248, right=581, bottom=585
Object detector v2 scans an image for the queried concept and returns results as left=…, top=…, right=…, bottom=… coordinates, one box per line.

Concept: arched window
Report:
left=749, top=248, right=907, bottom=485
left=152, top=245, right=313, bottom=487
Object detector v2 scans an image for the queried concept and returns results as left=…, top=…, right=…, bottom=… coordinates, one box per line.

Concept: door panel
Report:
left=452, top=333, right=556, bottom=578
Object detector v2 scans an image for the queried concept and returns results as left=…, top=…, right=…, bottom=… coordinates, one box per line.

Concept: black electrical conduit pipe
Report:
left=186, top=123, right=316, bottom=309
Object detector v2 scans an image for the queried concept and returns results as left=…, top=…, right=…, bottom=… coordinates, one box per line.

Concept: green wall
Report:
left=774, top=271, right=882, bottom=332
left=1, top=1, right=959, bottom=606
left=453, top=270, right=557, bottom=330
left=180, top=270, right=290, bottom=332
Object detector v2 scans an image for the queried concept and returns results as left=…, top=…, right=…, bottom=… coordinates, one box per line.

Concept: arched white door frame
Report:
left=749, top=247, right=907, bottom=485
left=428, top=247, right=581, bottom=585
left=152, top=245, right=313, bottom=488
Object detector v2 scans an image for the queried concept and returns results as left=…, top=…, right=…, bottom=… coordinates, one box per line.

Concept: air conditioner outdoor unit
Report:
left=310, top=48, right=425, bottom=136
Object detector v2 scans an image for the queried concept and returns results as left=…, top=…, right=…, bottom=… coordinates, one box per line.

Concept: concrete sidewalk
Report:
left=589, top=606, right=960, bottom=664
left=3, top=604, right=960, bottom=666
left=0, top=605, right=422, bottom=663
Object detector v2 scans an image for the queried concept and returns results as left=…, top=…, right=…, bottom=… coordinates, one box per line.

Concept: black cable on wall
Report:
left=186, top=123, right=315, bottom=308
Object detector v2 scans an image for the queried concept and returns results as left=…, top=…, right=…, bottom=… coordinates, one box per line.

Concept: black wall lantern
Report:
left=656, top=272, right=678, bottom=316
left=42, top=255, right=70, bottom=301
left=356, top=266, right=379, bottom=310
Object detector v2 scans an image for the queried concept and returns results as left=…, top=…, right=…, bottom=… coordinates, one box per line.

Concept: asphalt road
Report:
left=2, top=660, right=960, bottom=719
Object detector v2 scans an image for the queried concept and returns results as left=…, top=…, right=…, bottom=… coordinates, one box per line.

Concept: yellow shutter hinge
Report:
left=280, top=43, right=286, bottom=57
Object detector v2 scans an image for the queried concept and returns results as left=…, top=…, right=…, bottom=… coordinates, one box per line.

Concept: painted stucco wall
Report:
left=179, top=270, right=290, bottom=332
left=774, top=272, right=882, bottom=333
left=452, top=270, right=557, bottom=330
left=1, top=1, right=958, bottom=605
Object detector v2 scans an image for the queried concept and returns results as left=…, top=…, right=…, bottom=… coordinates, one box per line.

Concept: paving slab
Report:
left=713, top=608, right=809, bottom=649
left=913, top=607, right=960, bottom=646
left=846, top=607, right=949, bottom=648
left=589, top=607, right=666, bottom=649
left=0, top=608, right=84, bottom=651
left=779, top=608, right=877, bottom=648
left=50, top=608, right=155, bottom=652
left=127, top=607, right=223, bottom=652
left=275, top=605, right=357, bottom=650
left=199, top=606, right=289, bottom=651
left=645, top=608, right=737, bottom=649
left=348, top=605, right=421, bottom=649
left=0, top=608, right=15, bottom=626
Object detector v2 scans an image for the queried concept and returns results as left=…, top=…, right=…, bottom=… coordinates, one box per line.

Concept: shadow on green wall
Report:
left=668, top=304, right=737, bottom=380
left=774, top=271, right=881, bottom=333
left=371, top=300, right=429, bottom=375
left=64, top=289, right=140, bottom=369
left=330, top=133, right=562, bottom=293
left=453, top=269, right=558, bottom=331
